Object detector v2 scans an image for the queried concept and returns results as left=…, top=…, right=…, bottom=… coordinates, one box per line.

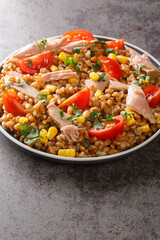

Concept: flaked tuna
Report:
left=47, top=102, right=79, bottom=142
left=42, top=69, right=78, bottom=82
left=125, top=45, right=160, bottom=77
left=109, top=80, right=129, bottom=90
left=60, top=40, right=92, bottom=53
left=6, top=36, right=70, bottom=62
left=126, top=83, right=156, bottom=123
left=4, top=72, right=39, bottom=99
left=85, top=72, right=110, bottom=97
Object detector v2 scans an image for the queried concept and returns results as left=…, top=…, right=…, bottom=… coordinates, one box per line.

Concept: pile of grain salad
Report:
left=0, top=30, right=160, bottom=158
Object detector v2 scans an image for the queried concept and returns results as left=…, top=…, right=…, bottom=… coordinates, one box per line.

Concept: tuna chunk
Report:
left=85, top=72, right=110, bottom=97
left=47, top=102, right=79, bottom=142
left=125, top=45, right=160, bottom=76
left=126, top=83, right=156, bottom=123
left=7, top=36, right=69, bottom=61
left=109, top=80, right=129, bottom=90
left=4, top=72, right=40, bottom=99
left=42, top=69, right=78, bottom=82
left=60, top=40, right=92, bottom=53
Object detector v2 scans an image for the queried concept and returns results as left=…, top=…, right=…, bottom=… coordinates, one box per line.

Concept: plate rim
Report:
left=0, top=35, right=160, bottom=163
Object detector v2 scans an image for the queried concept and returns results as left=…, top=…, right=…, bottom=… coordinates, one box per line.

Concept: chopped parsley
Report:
left=90, top=43, right=95, bottom=57
left=55, top=120, right=60, bottom=128
left=45, top=124, right=50, bottom=129
left=137, top=74, right=152, bottom=84
left=28, top=59, right=32, bottom=68
left=98, top=72, right=106, bottom=82
left=59, top=109, right=65, bottom=119
left=88, top=111, right=100, bottom=121
left=4, top=82, right=14, bottom=86
left=19, top=122, right=41, bottom=144
left=67, top=104, right=82, bottom=121
left=91, top=59, right=101, bottom=72
left=36, top=39, right=47, bottom=53
left=133, top=64, right=144, bottom=75
left=93, top=120, right=104, bottom=129
left=120, top=111, right=132, bottom=122
left=36, top=93, right=47, bottom=105
left=133, top=80, right=141, bottom=86
left=4, top=81, right=26, bottom=87
left=109, top=65, right=113, bottom=68
left=74, top=46, right=83, bottom=54
left=102, top=113, right=115, bottom=123
left=83, top=140, right=90, bottom=147
left=64, top=54, right=80, bottom=73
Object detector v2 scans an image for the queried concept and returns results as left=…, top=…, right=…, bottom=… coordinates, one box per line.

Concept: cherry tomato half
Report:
left=99, top=56, right=122, bottom=80
left=88, top=115, right=125, bottom=139
left=17, top=51, right=54, bottom=75
left=143, top=85, right=160, bottom=108
left=59, top=87, right=90, bottom=112
left=3, top=91, right=26, bottom=116
left=63, top=30, right=95, bottom=43
left=106, top=39, right=124, bottom=50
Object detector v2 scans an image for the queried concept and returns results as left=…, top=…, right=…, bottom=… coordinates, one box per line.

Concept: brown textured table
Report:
left=0, top=1, right=160, bottom=239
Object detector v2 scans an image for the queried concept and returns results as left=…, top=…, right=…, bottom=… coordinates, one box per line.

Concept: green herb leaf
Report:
left=133, top=80, right=141, bottom=86
left=74, top=46, right=83, bottom=54
left=90, top=43, right=95, bottom=57
left=24, top=137, right=42, bottom=145
left=91, top=59, right=101, bottom=72
left=83, top=140, right=90, bottom=147
left=102, top=113, right=115, bottom=123
left=28, top=59, right=32, bottom=68
left=55, top=120, right=60, bottom=128
left=73, top=104, right=81, bottom=117
left=64, top=54, right=80, bottom=73
left=19, top=123, right=33, bottom=137
left=14, top=82, right=25, bottom=87
left=36, top=39, right=47, bottom=53
left=24, top=81, right=30, bottom=85
left=59, top=109, right=65, bottom=119
left=120, top=111, right=132, bottom=122
left=4, top=82, right=14, bottom=86
left=88, top=111, right=99, bottom=121
left=36, top=94, right=47, bottom=105
left=93, top=120, right=104, bottom=129
left=133, top=64, right=144, bottom=75
left=98, top=72, right=106, bottom=82
left=26, top=127, right=39, bottom=139
left=106, top=47, right=118, bottom=56
left=137, top=74, right=152, bottom=84
left=45, top=124, right=50, bottom=129
left=109, top=65, right=113, bottom=68
left=67, top=115, right=78, bottom=121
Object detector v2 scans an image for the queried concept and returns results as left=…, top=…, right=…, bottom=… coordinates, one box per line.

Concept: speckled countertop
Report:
left=0, top=1, right=160, bottom=239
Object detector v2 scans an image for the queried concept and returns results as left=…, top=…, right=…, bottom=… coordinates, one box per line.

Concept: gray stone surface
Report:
left=0, top=0, right=160, bottom=239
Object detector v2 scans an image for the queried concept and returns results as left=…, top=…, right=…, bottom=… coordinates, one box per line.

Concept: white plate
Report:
left=0, top=35, right=160, bottom=163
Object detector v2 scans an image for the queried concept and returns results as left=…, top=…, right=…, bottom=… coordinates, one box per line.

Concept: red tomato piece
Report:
left=88, top=115, right=125, bottom=139
left=59, top=87, right=90, bottom=112
left=143, top=85, right=160, bottom=108
left=17, top=52, right=54, bottom=75
left=63, top=30, right=95, bottom=43
left=99, top=56, right=122, bottom=80
left=3, top=91, right=26, bottom=116
left=106, top=39, right=124, bottom=50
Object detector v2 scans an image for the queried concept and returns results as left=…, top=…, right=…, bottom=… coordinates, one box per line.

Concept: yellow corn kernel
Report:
left=95, top=89, right=102, bottom=98
left=156, top=115, right=160, bottom=124
left=19, top=117, right=28, bottom=124
left=66, top=149, right=76, bottom=158
left=40, top=89, right=50, bottom=95
left=47, top=126, right=58, bottom=140
left=140, top=124, right=150, bottom=132
left=41, top=136, right=48, bottom=143
left=40, top=129, right=48, bottom=138
left=142, top=80, right=149, bottom=84
left=68, top=77, right=77, bottom=84
left=108, top=53, right=117, bottom=61
left=50, top=65, right=58, bottom=72
left=76, top=116, right=86, bottom=123
left=58, top=149, right=66, bottom=157
left=116, top=55, right=128, bottom=64
left=58, top=52, right=70, bottom=62
left=125, top=107, right=135, bottom=114
left=127, top=117, right=136, bottom=126
left=89, top=72, right=100, bottom=81
left=47, top=94, right=52, bottom=100
left=45, top=84, right=56, bottom=93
